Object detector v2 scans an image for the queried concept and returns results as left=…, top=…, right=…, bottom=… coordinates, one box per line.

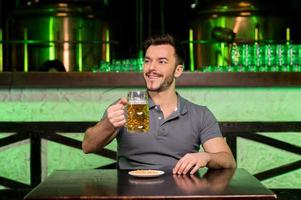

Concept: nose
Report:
left=148, top=60, right=157, bottom=71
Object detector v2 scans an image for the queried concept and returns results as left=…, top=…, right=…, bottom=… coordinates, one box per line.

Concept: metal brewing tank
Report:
left=189, top=0, right=291, bottom=70
left=5, top=1, right=114, bottom=71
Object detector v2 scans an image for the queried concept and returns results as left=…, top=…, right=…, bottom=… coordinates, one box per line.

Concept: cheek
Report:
left=143, top=64, right=148, bottom=72
left=166, top=68, right=176, bottom=75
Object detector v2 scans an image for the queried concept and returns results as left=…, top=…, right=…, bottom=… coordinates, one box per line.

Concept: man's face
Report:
left=143, top=44, right=178, bottom=92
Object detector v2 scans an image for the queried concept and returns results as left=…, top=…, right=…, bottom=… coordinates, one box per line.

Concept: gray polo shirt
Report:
left=116, top=94, right=222, bottom=170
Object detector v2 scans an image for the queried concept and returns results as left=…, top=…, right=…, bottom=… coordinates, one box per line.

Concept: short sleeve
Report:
left=100, top=110, right=108, bottom=121
left=199, top=107, right=222, bottom=144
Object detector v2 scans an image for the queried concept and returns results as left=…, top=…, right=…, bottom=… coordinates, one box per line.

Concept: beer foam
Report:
left=128, top=100, right=147, bottom=104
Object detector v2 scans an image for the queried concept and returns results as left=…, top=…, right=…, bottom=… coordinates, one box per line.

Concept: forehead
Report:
left=145, top=44, right=175, bottom=58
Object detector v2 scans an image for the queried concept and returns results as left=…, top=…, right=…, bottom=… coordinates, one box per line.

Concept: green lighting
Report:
left=250, top=16, right=262, bottom=41
left=0, top=140, right=30, bottom=185
left=105, top=29, right=110, bottom=62
left=138, top=50, right=143, bottom=58
left=24, top=29, right=28, bottom=72
left=219, top=17, right=226, bottom=30
left=49, top=17, right=55, bottom=60
left=255, top=27, right=259, bottom=42
left=221, top=6, right=228, bottom=11
left=218, top=42, right=225, bottom=66
left=0, top=29, right=3, bottom=72
left=77, top=24, right=83, bottom=72
left=106, top=29, right=110, bottom=62
left=286, top=27, right=290, bottom=44
left=218, top=17, right=226, bottom=66
left=189, top=29, right=194, bottom=71
left=1, top=87, right=301, bottom=189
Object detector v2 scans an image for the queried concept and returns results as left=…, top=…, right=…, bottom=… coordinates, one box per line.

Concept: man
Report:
left=82, top=34, right=236, bottom=174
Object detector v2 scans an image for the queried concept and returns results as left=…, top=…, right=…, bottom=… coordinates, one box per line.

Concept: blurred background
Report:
left=1, top=0, right=301, bottom=72
left=1, top=1, right=301, bottom=200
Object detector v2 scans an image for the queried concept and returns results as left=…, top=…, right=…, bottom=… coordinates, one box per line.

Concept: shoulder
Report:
left=179, top=95, right=218, bottom=126
left=180, top=96, right=210, bottom=114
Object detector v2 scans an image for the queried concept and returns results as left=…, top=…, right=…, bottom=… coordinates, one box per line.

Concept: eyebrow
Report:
left=144, top=56, right=168, bottom=61
left=158, top=57, right=168, bottom=61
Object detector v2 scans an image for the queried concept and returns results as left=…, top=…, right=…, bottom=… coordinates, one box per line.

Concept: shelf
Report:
left=0, top=72, right=301, bottom=88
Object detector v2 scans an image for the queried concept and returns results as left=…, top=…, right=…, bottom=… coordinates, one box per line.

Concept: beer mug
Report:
left=126, top=91, right=149, bottom=133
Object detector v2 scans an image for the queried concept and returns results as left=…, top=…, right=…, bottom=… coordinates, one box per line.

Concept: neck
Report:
left=148, top=84, right=178, bottom=118
left=149, top=89, right=177, bottom=106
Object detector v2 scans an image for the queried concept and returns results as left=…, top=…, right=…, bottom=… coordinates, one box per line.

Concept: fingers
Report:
left=173, top=159, right=182, bottom=174
left=119, top=97, right=128, bottom=106
left=173, top=155, right=193, bottom=175
left=173, top=153, right=206, bottom=175
left=107, top=98, right=127, bottom=128
left=189, top=164, right=200, bottom=175
left=108, top=112, right=126, bottom=127
left=177, top=162, right=194, bottom=175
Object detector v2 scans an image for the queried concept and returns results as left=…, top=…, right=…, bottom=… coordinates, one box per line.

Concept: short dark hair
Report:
left=143, top=34, right=185, bottom=66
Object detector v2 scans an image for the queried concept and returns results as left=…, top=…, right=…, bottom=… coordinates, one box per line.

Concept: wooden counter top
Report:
left=1, top=72, right=301, bottom=88
left=24, top=168, right=276, bottom=200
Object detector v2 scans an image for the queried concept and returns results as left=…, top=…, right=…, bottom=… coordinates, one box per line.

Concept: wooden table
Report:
left=24, top=168, right=276, bottom=200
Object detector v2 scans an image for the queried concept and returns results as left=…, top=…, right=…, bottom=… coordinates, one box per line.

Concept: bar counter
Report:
left=1, top=72, right=301, bottom=88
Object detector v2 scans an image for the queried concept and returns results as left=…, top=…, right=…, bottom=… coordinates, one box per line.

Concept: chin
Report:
left=146, top=85, right=160, bottom=91
left=146, top=83, right=161, bottom=91
left=147, top=88, right=160, bottom=92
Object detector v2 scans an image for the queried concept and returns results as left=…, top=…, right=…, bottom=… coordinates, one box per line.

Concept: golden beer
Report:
left=126, top=91, right=149, bottom=133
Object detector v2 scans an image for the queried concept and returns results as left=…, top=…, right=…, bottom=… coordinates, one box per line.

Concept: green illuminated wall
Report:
left=0, top=87, right=300, bottom=188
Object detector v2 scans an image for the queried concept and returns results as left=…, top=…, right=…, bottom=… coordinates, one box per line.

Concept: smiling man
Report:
left=82, top=34, right=236, bottom=174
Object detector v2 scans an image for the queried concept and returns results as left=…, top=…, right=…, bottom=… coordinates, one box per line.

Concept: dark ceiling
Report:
left=1, top=0, right=301, bottom=59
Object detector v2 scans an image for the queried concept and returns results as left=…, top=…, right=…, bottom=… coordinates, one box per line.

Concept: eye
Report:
left=144, top=59, right=150, bottom=64
left=159, top=60, right=167, bottom=64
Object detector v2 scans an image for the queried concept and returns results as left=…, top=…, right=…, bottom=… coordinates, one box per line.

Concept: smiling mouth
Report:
left=146, top=72, right=162, bottom=80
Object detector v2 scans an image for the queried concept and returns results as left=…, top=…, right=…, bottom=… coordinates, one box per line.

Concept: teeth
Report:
left=146, top=72, right=161, bottom=80
left=149, top=76, right=159, bottom=79
left=148, top=74, right=160, bottom=78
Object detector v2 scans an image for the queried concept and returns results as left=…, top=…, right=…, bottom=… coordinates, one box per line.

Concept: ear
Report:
left=174, top=64, right=184, bottom=78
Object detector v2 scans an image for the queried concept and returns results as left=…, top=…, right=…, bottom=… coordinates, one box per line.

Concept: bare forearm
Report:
left=173, top=138, right=236, bottom=174
left=82, top=118, right=118, bottom=153
left=206, top=152, right=236, bottom=169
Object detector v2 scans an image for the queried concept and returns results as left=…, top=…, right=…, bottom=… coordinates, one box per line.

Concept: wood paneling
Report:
left=1, top=72, right=301, bottom=88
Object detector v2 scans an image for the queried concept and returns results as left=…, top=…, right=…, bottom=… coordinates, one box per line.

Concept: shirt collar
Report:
left=148, top=95, right=156, bottom=109
left=148, top=92, right=188, bottom=115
